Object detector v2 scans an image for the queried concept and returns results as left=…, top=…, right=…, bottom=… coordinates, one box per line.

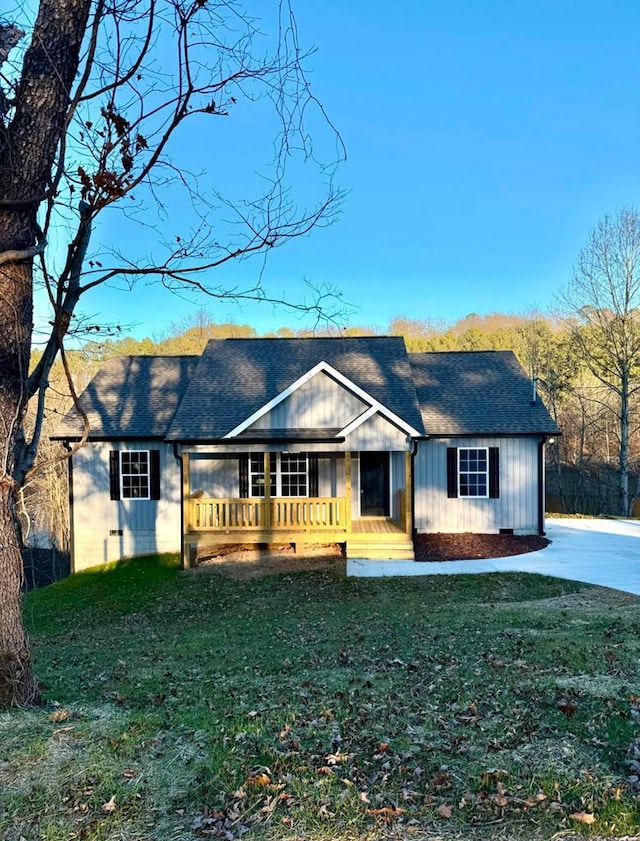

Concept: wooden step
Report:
left=346, top=539, right=415, bottom=561
left=347, top=532, right=413, bottom=545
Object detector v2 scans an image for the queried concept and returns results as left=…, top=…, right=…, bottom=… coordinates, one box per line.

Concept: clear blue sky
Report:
left=81, top=0, right=640, bottom=338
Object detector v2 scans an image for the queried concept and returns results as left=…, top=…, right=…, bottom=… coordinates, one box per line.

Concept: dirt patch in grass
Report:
left=414, top=532, right=549, bottom=562
left=193, top=542, right=346, bottom=579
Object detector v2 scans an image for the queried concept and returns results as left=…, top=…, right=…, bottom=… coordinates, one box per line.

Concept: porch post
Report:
left=182, top=451, right=191, bottom=569
left=264, top=451, right=272, bottom=531
left=345, top=451, right=352, bottom=531
left=404, top=450, right=413, bottom=534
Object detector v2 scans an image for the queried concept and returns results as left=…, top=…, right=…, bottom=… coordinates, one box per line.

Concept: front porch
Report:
left=183, top=496, right=414, bottom=564
left=181, top=450, right=415, bottom=565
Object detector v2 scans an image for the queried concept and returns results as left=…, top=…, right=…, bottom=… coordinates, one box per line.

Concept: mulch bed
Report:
left=414, top=532, right=549, bottom=562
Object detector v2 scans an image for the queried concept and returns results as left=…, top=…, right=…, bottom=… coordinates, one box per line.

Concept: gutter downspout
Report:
left=410, top=437, right=420, bottom=538
left=172, top=443, right=187, bottom=568
left=537, top=437, right=546, bottom=536
left=62, top=441, right=75, bottom=574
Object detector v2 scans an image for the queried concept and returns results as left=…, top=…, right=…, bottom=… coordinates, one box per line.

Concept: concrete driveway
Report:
left=347, top=517, right=640, bottom=595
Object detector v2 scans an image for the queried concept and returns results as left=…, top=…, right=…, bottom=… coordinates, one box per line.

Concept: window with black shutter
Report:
left=488, top=447, right=500, bottom=499
left=109, top=449, right=160, bottom=500
left=446, top=447, right=458, bottom=498
left=447, top=446, right=500, bottom=499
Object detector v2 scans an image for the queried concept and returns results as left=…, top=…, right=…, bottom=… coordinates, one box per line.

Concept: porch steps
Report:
left=346, top=533, right=415, bottom=561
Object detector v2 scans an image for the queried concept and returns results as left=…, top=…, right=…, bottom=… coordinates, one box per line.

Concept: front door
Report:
left=360, top=452, right=390, bottom=516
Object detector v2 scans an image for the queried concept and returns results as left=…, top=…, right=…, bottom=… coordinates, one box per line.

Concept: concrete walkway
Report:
left=347, top=517, right=640, bottom=595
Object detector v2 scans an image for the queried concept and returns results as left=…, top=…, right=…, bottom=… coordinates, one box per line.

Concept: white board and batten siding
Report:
left=245, top=370, right=412, bottom=452
left=414, top=437, right=541, bottom=535
left=71, top=440, right=182, bottom=570
left=248, top=371, right=366, bottom=431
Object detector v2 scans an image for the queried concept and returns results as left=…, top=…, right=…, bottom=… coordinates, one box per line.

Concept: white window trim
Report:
left=458, top=446, right=489, bottom=499
left=120, top=449, right=151, bottom=500
left=279, top=453, right=309, bottom=497
left=248, top=453, right=309, bottom=498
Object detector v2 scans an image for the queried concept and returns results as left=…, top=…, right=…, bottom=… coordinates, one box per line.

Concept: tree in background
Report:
left=0, top=0, right=343, bottom=706
left=560, top=207, right=640, bottom=517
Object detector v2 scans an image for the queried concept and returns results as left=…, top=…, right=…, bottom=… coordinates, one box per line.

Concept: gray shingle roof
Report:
left=54, top=343, right=559, bottom=443
left=409, top=350, right=559, bottom=435
left=166, top=336, right=425, bottom=440
left=53, top=356, right=199, bottom=439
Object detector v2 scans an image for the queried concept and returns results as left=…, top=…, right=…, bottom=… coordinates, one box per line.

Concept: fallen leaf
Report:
left=246, top=773, right=271, bottom=786
left=570, top=811, right=596, bottom=824
left=437, top=803, right=452, bottom=818
left=318, top=804, right=334, bottom=819
left=48, top=709, right=72, bottom=723
left=52, top=726, right=75, bottom=739
left=102, top=795, right=116, bottom=813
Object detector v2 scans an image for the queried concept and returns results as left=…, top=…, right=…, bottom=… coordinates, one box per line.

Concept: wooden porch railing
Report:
left=189, top=497, right=346, bottom=533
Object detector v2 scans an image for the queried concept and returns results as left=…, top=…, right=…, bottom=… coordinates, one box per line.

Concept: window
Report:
left=249, top=453, right=276, bottom=498
left=458, top=447, right=488, bottom=497
left=280, top=454, right=308, bottom=497
left=110, top=449, right=160, bottom=501
left=121, top=451, right=150, bottom=498
left=240, top=453, right=317, bottom=498
left=447, top=446, right=499, bottom=499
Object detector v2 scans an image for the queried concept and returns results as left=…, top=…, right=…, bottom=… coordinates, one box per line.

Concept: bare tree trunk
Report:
left=0, top=256, right=37, bottom=706
left=619, top=378, right=630, bottom=517
left=0, top=0, right=92, bottom=706
left=0, top=487, right=37, bottom=706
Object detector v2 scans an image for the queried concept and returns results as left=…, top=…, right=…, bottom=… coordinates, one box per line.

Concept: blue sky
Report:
left=80, top=0, right=640, bottom=338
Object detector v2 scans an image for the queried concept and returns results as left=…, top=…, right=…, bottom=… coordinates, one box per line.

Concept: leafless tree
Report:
left=559, top=207, right=640, bottom=517
left=0, top=0, right=344, bottom=706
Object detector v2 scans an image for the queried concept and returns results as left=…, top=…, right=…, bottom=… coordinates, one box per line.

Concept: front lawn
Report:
left=2, top=555, right=640, bottom=840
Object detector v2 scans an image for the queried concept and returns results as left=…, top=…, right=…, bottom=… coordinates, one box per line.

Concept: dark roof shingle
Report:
left=409, top=350, right=559, bottom=435
left=53, top=355, right=199, bottom=439
left=54, top=343, right=559, bottom=443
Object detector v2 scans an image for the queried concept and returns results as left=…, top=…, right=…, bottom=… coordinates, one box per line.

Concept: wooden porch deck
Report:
left=351, top=518, right=406, bottom=534
left=183, top=498, right=414, bottom=564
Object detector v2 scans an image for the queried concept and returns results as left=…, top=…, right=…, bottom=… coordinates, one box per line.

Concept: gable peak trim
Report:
left=224, top=360, right=421, bottom=439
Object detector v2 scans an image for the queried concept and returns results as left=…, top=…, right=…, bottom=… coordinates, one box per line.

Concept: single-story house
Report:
left=52, top=336, right=559, bottom=571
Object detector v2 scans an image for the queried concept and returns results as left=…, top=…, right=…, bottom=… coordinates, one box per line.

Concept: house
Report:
left=52, top=337, right=558, bottom=571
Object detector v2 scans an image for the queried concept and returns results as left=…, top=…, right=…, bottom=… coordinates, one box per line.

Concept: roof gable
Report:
left=226, top=360, right=421, bottom=439
left=166, top=336, right=425, bottom=440
left=243, top=367, right=367, bottom=433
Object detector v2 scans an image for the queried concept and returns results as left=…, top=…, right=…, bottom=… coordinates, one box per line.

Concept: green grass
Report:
left=2, top=555, right=640, bottom=840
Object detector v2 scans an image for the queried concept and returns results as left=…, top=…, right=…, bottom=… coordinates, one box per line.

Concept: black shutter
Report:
left=109, top=450, right=121, bottom=500
left=446, top=447, right=458, bottom=498
left=308, top=455, right=319, bottom=497
left=239, top=455, right=249, bottom=498
left=488, top=447, right=500, bottom=498
left=150, top=450, right=161, bottom=500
